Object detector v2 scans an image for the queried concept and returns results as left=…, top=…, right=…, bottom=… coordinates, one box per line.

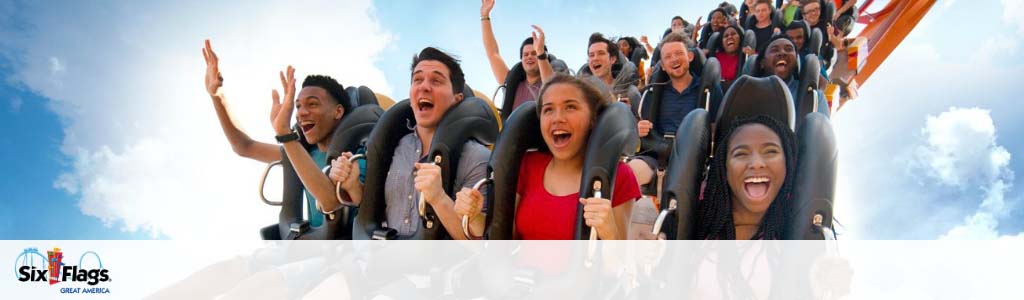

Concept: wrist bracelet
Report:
left=481, top=16, right=490, bottom=21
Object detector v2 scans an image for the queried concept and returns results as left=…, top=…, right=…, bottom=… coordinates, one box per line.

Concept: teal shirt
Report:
left=303, top=147, right=367, bottom=227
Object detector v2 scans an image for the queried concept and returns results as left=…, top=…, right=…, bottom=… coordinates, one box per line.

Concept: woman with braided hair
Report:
left=696, top=115, right=797, bottom=240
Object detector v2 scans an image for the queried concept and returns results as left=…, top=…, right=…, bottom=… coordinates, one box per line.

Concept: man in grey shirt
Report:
left=332, top=47, right=490, bottom=239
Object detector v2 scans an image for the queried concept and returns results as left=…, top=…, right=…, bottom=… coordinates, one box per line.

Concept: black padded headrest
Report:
left=716, top=75, right=795, bottom=136
left=484, top=102, right=544, bottom=240
left=705, top=31, right=722, bottom=54
left=574, top=102, right=639, bottom=239
left=345, top=86, right=360, bottom=109
left=500, top=62, right=528, bottom=121
left=547, top=53, right=570, bottom=74
left=690, top=47, right=707, bottom=75
left=743, top=29, right=758, bottom=50
left=325, top=105, right=383, bottom=161
left=823, top=0, right=837, bottom=24
left=353, top=100, right=415, bottom=240
left=741, top=54, right=759, bottom=77
left=419, top=97, right=500, bottom=239
left=795, top=54, right=823, bottom=127
left=660, top=109, right=711, bottom=239
left=462, top=83, right=476, bottom=98
left=356, top=86, right=378, bottom=107
left=809, top=28, right=823, bottom=57
left=346, top=85, right=380, bottom=108
left=701, top=58, right=721, bottom=97
left=786, top=112, right=836, bottom=240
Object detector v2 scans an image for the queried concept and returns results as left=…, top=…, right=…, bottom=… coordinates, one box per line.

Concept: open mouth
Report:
left=743, top=176, right=771, bottom=201
left=591, top=63, right=603, bottom=73
left=299, top=121, right=315, bottom=134
left=551, top=129, right=572, bottom=148
left=725, top=40, right=736, bottom=48
left=670, top=63, right=683, bottom=73
left=417, top=98, right=435, bottom=112
left=774, top=60, right=788, bottom=73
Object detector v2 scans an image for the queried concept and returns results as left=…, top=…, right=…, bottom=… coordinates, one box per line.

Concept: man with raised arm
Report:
left=202, top=40, right=363, bottom=228
left=479, top=0, right=556, bottom=110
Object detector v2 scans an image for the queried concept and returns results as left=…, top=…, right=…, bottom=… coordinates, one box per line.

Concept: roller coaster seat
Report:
left=483, top=101, right=638, bottom=240
left=651, top=74, right=795, bottom=239
left=260, top=86, right=383, bottom=240
left=635, top=53, right=722, bottom=197
left=353, top=97, right=499, bottom=240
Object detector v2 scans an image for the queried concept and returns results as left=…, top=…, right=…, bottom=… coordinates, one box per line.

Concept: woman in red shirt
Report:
left=455, top=74, right=641, bottom=240
left=714, top=24, right=746, bottom=89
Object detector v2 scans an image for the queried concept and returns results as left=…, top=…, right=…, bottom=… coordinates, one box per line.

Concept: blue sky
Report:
left=0, top=0, right=1021, bottom=240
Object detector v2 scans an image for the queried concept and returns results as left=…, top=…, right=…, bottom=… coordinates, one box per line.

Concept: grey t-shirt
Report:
left=511, top=79, right=541, bottom=111
left=384, top=129, right=491, bottom=238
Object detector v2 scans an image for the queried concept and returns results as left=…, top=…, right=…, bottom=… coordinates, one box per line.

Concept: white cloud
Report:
left=1002, top=0, right=1024, bottom=34
left=910, top=107, right=1016, bottom=240
left=9, top=1, right=393, bottom=239
left=8, top=96, right=21, bottom=112
left=913, top=108, right=1011, bottom=189
left=971, top=35, right=1019, bottom=66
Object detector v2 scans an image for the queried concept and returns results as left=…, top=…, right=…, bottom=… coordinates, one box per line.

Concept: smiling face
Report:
left=722, top=27, right=742, bottom=54
left=726, top=124, right=786, bottom=219
left=410, top=60, right=462, bottom=129
left=786, top=28, right=806, bottom=51
left=660, top=41, right=692, bottom=79
left=618, top=39, right=632, bottom=57
left=539, top=83, right=593, bottom=162
left=711, top=11, right=728, bottom=32
left=802, top=2, right=821, bottom=26
left=295, top=86, right=344, bottom=145
left=521, top=43, right=540, bottom=76
left=671, top=18, right=684, bottom=33
left=761, top=38, right=798, bottom=79
left=588, top=42, right=616, bottom=79
left=754, top=3, right=771, bottom=23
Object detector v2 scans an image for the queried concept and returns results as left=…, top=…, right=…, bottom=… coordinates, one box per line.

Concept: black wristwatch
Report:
left=275, top=131, right=300, bottom=143
left=536, top=52, right=548, bottom=60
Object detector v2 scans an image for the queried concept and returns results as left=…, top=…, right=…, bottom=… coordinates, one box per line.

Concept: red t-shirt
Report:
left=514, top=151, right=641, bottom=240
left=716, top=52, right=741, bottom=82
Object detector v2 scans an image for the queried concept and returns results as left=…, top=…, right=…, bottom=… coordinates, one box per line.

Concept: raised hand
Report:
left=531, top=24, right=546, bottom=54
left=202, top=39, right=223, bottom=97
left=481, top=0, right=495, bottom=18
left=827, top=23, right=845, bottom=50
left=270, top=66, right=296, bottom=136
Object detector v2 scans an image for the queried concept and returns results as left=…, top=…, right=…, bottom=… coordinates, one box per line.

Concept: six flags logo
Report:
left=15, top=247, right=111, bottom=286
